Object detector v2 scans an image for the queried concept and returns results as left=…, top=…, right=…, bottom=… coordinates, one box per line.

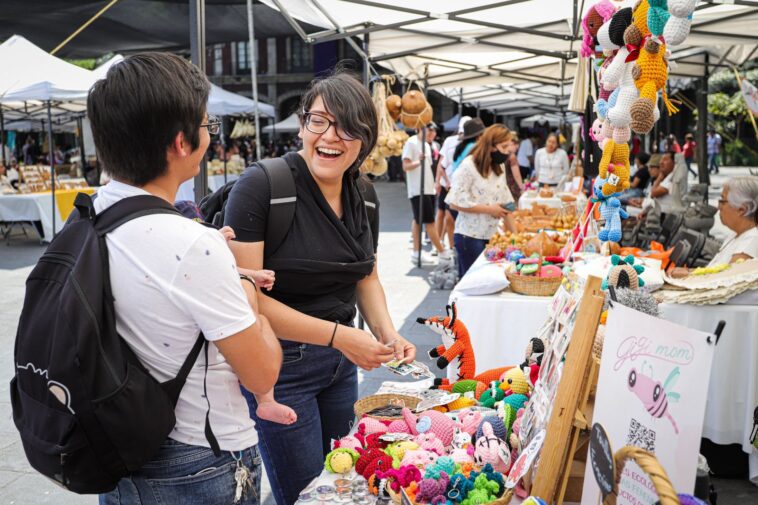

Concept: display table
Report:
left=518, top=191, right=587, bottom=212
left=176, top=174, right=239, bottom=202
left=450, top=254, right=758, bottom=484
left=0, top=188, right=97, bottom=242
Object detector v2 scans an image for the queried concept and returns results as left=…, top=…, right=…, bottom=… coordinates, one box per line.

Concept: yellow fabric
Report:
left=37, top=188, right=96, bottom=221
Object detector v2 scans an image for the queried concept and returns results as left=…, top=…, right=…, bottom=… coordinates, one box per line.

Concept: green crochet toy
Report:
left=324, top=448, right=360, bottom=474
left=479, top=381, right=505, bottom=409
left=460, top=475, right=500, bottom=505
left=384, top=440, right=419, bottom=469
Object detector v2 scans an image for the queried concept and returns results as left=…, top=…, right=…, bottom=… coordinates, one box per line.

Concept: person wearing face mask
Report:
left=223, top=72, right=416, bottom=505
left=445, top=124, right=518, bottom=277
left=533, top=133, right=570, bottom=187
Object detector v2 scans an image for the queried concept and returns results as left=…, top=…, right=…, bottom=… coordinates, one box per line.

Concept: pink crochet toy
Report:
left=358, top=417, right=389, bottom=436
left=457, top=409, right=483, bottom=437
left=580, top=0, right=618, bottom=58
left=449, top=445, right=475, bottom=465
left=416, top=472, right=450, bottom=504
left=474, top=422, right=511, bottom=474
left=415, top=432, right=446, bottom=455
left=376, top=465, right=422, bottom=493
left=401, top=449, right=439, bottom=469
left=390, top=407, right=460, bottom=448
left=333, top=434, right=363, bottom=451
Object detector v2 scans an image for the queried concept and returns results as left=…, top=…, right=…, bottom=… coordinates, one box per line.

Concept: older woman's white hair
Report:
left=724, top=176, right=758, bottom=221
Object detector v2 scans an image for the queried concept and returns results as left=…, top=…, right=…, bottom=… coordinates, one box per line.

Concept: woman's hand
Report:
left=487, top=204, right=510, bottom=219
left=334, top=326, right=396, bottom=371
left=382, top=331, right=417, bottom=363
left=251, top=269, right=275, bottom=291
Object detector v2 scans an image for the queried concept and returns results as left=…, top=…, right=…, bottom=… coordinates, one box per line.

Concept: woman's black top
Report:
left=224, top=152, right=377, bottom=326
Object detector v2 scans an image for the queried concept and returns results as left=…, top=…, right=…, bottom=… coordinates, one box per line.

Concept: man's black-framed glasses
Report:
left=201, top=115, right=221, bottom=136
left=302, top=111, right=357, bottom=141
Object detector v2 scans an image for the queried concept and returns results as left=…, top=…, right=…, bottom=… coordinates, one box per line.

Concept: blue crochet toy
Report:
left=424, top=455, right=457, bottom=480
left=593, top=176, right=628, bottom=243
left=446, top=473, right=475, bottom=503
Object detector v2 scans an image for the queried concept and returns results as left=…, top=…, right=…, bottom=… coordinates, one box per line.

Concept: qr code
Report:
left=626, top=418, right=656, bottom=452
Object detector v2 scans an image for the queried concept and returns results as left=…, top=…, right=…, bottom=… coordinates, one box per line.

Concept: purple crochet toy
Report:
left=416, top=471, right=450, bottom=504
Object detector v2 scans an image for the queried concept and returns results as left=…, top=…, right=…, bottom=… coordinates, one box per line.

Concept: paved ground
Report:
left=0, top=168, right=756, bottom=503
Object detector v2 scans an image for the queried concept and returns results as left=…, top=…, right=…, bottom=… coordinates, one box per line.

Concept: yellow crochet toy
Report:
left=598, top=140, right=631, bottom=196
left=498, top=367, right=531, bottom=396
left=630, top=35, right=678, bottom=134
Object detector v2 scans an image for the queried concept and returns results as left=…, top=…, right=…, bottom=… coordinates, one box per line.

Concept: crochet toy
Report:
left=452, top=427, right=472, bottom=449
left=524, top=363, right=540, bottom=389
left=460, top=474, right=502, bottom=505
left=448, top=445, right=475, bottom=465
left=593, top=176, right=628, bottom=244
left=476, top=415, right=507, bottom=442
left=424, top=456, right=457, bottom=480
left=647, top=0, right=670, bottom=36
left=356, top=448, right=394, bottom=480
left=442, top=396, right=477, bottom=412
left=474, top=422, right=511, bottom=474
left=664, top=0, right=696, bottom=47
left=521, top=338, right=545, bottom=369
left=509, top=409, right=525, bottom=459
left=325, top=448, right=360, bottom=474
left=499, top=368, right=531, bottom=396
left=415, top=432, right=446, bottom=455
left=589, top=117, right=605, bottom=144
left=447, top=473, right=475, bottom=503
left=449, top=379, right=488, bottom=398
left=598, top=142, right=631, bottom=196
left=523, top=497, right=549, bottom=505
left=420, top=303, right=476, bottom=381
left=357, top=417, right=389, bottom=436
left=581, top=0, right=618, bottom=58
left=501, top=394, right=529, bottom=414
left=365, top=432, right=390, bottom=450
left=479, top=381, right=505, bottom=409
left=602, top=254, right=646, bottom=290
left=469, top=464, right=505, bottom=497
left=416, top=472, right=450, bottom=504
left=333, top=433, right=364, bottom=451
left=387, top=407, right=460, bottom=447
left=630, top=34, right=678, bottom=134
left=401, top=449, right=440, bottom=469
left=376, top=465, right=422, bottom=493
left=457, top=409, right=483, bottom=437
left=386, top=440, right=420, bottom=468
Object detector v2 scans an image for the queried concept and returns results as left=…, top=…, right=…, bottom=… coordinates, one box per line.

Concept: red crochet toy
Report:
left=356, top=448, right=394, bottom=480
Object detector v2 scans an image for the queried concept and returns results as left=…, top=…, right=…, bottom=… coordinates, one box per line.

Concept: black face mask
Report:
left=491, top=151, right=508, bottom=165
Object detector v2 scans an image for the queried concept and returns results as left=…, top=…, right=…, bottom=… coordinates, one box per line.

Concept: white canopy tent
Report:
left=262, top=113, right=300, bottom=134
left=262, top=0, right=758, bottom=117
left=93, top=55, right=276, bottom=118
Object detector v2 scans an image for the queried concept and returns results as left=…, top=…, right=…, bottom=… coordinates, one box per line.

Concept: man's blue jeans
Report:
left=99, top=439, right=262, bottom=505
left=242, top=342, right=358, bottom=505
left=708, top=153, right=719, bottom=173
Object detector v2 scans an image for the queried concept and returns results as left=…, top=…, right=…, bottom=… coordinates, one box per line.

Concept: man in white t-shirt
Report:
left=517, top=135, right=536, bottom=180
left=89, top=53, right=281, bottom=505
left=649, top=151, right=678, bottom=215
left=403, top=124, right=452, bottom=265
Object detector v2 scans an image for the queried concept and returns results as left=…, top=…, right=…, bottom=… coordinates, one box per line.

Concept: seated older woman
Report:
left=709, top=176, right=758, bottom=265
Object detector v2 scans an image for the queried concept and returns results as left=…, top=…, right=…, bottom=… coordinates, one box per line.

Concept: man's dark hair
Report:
left=662, top=151, right=675, bottom=162
left=299, top=72, right=377, bottom=178
left=635, top=151, right=650, bottom=166
left=87, top=52, right=210, bottom=186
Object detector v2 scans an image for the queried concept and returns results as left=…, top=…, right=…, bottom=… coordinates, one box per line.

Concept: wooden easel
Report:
left=531, top=275, right=606, bottom=504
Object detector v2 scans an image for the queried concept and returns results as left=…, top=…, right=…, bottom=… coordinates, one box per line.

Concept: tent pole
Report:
left=247, top=0, right=262, bottom=161
left=76, top=116, right=86, bottom=178
left=697, top=54, right=710, bottom=185
left=459, top=88, right=463, bottom=117
left=0, top=107, right=5, bottom=167
left=222, top=120, right=228, bottom=184
left=190, top=0, right=208, bottom=202
left=417, top=64, right=429, bottom=268
left=362, top=33, right=370, bottom=87
left=47, top=101, right=56, bottom=238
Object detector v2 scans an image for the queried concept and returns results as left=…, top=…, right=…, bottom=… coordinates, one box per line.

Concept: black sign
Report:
left=590, top=422, right=615, bottom=499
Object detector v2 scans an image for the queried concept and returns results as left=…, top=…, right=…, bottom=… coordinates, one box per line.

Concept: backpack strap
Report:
left=356, top=175, right=378, bottom=228
left=259, top=157, right=297, bottom=257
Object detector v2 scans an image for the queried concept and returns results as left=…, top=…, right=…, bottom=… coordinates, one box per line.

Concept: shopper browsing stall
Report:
left=223, top=72, right=416, bottom=505
left=445, top=124, right=518, bottom=277
left=403, top=123, right=452, bottom=264
left=450, top=117, right=486, bottom=180
left=533, top=133, right=570, bottom=187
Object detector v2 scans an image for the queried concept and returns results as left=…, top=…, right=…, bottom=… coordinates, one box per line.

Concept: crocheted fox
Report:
left=418, top=302, right=476, bottom=381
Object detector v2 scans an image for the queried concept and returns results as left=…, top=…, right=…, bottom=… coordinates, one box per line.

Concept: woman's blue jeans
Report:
left=454, top=233, right=488, bottom=278
left=242, top=342, right=358, bottom=505
left=99, top=439, right=262, bottom=505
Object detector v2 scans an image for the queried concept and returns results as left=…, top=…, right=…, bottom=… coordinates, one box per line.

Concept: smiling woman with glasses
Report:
left=222, top=72, right=417, bottom=505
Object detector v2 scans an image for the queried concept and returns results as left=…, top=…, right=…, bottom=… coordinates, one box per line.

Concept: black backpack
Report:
left=11, top=193, right=218, bottom=494
left=199, top=158, right=378, bottom=256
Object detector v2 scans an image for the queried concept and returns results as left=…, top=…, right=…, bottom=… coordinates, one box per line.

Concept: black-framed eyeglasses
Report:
left=302, top=111, right=357, bottom=141
left=201, top=115, right=221, bottom=136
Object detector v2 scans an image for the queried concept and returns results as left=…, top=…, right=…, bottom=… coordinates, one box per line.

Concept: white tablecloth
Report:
left=518, top=191, right=588, bottom=212
left=450, top=255, right=758, bottom=484
left=176, top=174, right=239, bottom=202
left=0, top=192, right=71, bottom=242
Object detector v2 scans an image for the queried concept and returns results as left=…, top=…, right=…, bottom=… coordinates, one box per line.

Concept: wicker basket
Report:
left=605, top=446, right=680, bottom=505
left=387, top=485, right=514, bottom=505
left=354, top=394, right=421, bottom=421
left=506, top=272, right=563, bottom=297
